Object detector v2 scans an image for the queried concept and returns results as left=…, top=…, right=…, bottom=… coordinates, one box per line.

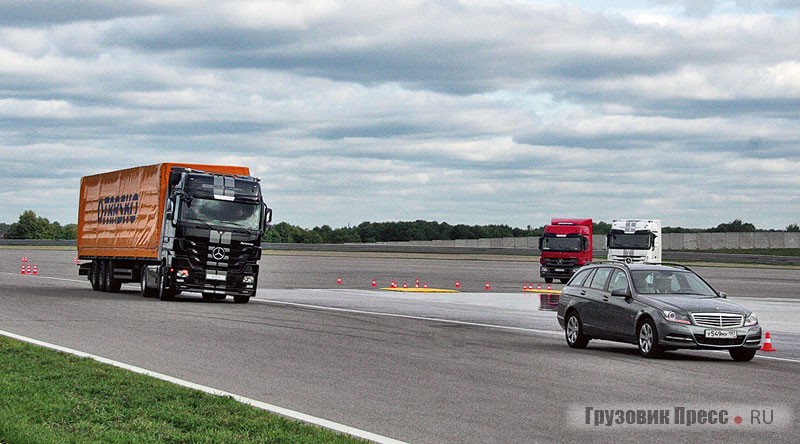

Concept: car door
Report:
left=560, top=268, right=597, bottom=333
left=580, top=267, right=614, bottom=338
left=597, top=268, right=639, bottom=342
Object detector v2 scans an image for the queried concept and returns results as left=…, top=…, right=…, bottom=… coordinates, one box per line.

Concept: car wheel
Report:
left=729, top=347, right=757, bottom=362
left=565, top=311, right=590, bottom=349
left=638, top=319, right=663, bottom=358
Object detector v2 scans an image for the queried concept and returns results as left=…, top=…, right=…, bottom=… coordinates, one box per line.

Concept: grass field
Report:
left=0, top=336, right=365, bottom=444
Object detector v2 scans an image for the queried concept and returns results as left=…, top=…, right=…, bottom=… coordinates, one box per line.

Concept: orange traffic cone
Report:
left=761, top=332, right=776, bottom=352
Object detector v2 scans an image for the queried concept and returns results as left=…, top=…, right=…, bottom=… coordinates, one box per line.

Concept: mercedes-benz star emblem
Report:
left=212, top=247, right=226, bottom=261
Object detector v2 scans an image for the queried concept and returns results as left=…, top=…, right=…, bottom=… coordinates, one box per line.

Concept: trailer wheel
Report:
left=105, top=260, right=122, bottom=293
left=158, top=265, right=175, bottom=301
left=98, top=260, right=109, bottom=292
left=89, top=262, right=100, bottom=291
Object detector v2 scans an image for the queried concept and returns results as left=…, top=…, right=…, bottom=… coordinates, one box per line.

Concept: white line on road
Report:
left=0, top=329, right=409, bottom=444
left=255, top=298, right=563, bottom=336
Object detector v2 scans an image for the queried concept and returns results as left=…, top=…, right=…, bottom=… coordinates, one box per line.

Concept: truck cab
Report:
left=606, top=219, right=661, bottom=264
left=154, top=168, right=271, bottom=302
left=538, top=218, right=593, bottom=284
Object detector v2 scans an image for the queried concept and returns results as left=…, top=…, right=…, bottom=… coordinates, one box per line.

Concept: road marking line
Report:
left=0, top=329, right=408, bottom=444
left=255, top=298, right=563, bottom=336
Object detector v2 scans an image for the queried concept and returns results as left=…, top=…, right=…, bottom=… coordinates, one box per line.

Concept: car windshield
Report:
left=631, top=270, right=718, bottom=297
left=540, top=236, right=582, bottom=252
left=608, top=233, right=651, bottom=249
left=180, top=198, right=261, bottom=230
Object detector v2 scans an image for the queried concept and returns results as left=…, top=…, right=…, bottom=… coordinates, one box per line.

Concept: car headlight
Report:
left=661, top=310, right=691, bottom=324
left=744, top=312, right=758, bottom=326
left=242, top=275, right=255, bottom=284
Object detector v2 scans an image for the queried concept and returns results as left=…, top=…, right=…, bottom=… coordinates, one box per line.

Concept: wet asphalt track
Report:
left=1, top=249, right=799, bottom=443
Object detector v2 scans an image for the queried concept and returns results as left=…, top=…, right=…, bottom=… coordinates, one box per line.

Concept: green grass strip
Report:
left=0, top=336, right=366, bottom=444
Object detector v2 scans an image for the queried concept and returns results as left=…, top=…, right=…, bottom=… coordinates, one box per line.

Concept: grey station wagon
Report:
left=557, top=262, right=762, bottom=361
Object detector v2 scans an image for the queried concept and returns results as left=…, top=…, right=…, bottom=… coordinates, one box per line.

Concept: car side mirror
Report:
left=718, top=291, right=727, bottom=299
left=611, top=288, right=630, bottom=298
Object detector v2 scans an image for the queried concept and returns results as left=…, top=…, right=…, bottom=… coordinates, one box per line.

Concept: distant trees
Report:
left=1, top=211, right=798, bottom=243
left=2, top=210, right=76, bottom=240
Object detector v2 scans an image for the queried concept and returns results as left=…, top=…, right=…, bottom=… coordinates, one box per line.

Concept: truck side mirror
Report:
left=537, top=237, right=543, bottom=250
left=262, top=204, right=272, bottom=231
left=169, top=197, right=179, bottom=227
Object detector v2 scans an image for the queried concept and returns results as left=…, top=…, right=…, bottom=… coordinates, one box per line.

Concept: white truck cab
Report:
left=606, top=219, right=661, bottom=264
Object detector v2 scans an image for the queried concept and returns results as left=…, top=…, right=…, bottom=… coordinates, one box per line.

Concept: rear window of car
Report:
left=568, top=268, right=594, bottom=287
left=589, top=267, right=613, bottom=290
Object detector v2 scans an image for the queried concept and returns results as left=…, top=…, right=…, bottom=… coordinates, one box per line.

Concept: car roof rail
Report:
left=653, top=262, right=694, bottom=272
left=586, top=260, right=630, bottom=268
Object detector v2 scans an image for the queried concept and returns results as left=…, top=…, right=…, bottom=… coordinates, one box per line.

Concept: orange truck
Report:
left=77, top=163, right=272, bottom=303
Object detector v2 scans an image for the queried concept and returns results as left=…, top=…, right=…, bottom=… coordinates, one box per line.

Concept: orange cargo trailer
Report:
left=77, top=163, right=270, bottom=303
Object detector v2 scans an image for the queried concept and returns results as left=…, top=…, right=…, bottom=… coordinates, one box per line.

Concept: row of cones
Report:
left=337, top=277, right=532, bottom=291
left=20, top=257, right=38, bottom=275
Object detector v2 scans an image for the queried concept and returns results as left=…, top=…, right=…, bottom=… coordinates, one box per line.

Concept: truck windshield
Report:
left=181, top=198, right=261, bottom=230
left=608, top=233, right=651, bottom=250
left=541, top=237, right=583, bottom=252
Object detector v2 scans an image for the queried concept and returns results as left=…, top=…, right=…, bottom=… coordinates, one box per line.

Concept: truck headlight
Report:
left=744, top=312, right=758, bottom=326
left=242, top=275, right=255, bottom=284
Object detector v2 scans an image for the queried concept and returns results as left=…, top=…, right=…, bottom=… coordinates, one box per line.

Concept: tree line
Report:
left=2, top=211, right=798, bottom=242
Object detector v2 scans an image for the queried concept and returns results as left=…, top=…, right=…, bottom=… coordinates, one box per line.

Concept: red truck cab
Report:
left=538, top=218, right=593, bottom=284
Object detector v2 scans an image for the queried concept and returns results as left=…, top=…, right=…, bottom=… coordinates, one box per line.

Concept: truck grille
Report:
left=542, top=258, right=578, bottom=267
left=691, top=313, right=744, bottom=328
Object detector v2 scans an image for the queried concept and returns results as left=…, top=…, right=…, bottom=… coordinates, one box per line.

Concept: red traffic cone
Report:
left=26, top=265, right=32, bottom=275
left=455, top=280, right=461, bottom=289
left=761, top=332, right=776, bottom=352
left=32, top=264, right=38, bottom=276
left=403, top=282, right=408, bottom=288
left=336, top=277, right=342, bottom=285
left=371, top=279, right=377, bottom=288
left=20, top=264, right=25, bottom=274
left=415, top=278, right=420, bottom=288
left=547, top=283, right=552, bottom=290
left=484, top=281, right=491, bottom=291
left=391, top=280, right=397, bottom=288
left=423, top=282, right=428, bottom=288
left=537, top=283, right=542, bottom=290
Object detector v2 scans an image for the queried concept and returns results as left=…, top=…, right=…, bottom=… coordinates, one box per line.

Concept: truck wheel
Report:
left=105, top=261, right=122, bottom=293
left=544, top=278, right=553, bottom=284
left=141, top=269, right=156, bottom=298
left=233, top=296, right=250, bottom=304
left=158, top=266, right=175, bottom=301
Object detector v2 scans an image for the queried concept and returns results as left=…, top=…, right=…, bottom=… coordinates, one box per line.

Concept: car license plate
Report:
left=705, top=329, right=737, bottom=339
left=555, top=268, right=565, bottom=272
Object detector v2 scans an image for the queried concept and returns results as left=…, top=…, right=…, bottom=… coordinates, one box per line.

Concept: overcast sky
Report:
left=1, top=1, right=799, bottom=230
